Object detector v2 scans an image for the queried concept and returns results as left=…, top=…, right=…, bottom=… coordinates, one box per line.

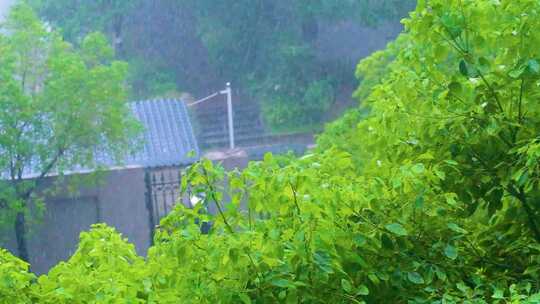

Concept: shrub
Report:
left=0, top=249, right=35, bottom=303
left=35, top=224, right=147, bottom=303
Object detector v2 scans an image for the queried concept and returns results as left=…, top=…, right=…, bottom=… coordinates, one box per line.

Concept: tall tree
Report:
left=0, top=4, right=139, bottom=261
left=25, top=0, right=139, bottom=52
left=28, top=0, right=415, bottom=128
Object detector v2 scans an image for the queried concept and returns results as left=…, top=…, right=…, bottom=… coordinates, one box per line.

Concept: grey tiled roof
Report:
left=2, top=99, right=199, bottom=180
left=125, top=99, right=199, bottom=167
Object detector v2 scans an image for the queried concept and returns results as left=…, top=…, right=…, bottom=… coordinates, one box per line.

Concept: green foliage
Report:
left=1, top=148, right=539, bottom=302
left=0, top=4, right=139, bottom=259
left=316, top=0, right=540, bottom=299
left=352, top=34, right=406, bottom=103
left=262, top=79, right=334, bottom=128
left=28, top=0, right=413, bottom=129
left=25, top=0, right=139, bottom=44
left=188, top=0, right=411, bottom=129
left=3, top=0, right=540, bottom=303
left=35, top=224, right=147, bottom=303
left=0, top=249, right=35, bottom=303
left=317, top=35, right=405, bottom=157
left=127, top=57, right=180, bottom=100
left=316, top=107, right=367, bottom=165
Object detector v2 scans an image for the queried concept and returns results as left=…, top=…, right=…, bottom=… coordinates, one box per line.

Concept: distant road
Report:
left=0, top=0, right=15, bottom=21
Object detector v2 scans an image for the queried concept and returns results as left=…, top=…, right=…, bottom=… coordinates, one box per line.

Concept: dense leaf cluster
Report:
left=2, top=0, right=540, bottom=302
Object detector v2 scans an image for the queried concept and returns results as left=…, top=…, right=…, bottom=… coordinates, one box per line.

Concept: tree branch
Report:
left=200, top=165, right=234, bottom=234
left=518, top=78, right=525, bottom=124
left=506, top=185, right=540, bottom=243
left=20, top=147, right=65, bottom=201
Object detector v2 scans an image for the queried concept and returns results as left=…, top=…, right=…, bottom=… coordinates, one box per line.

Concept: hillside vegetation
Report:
left=27, top=0, right=413, bottom=129
left=2, top=0, right=540, bottom=303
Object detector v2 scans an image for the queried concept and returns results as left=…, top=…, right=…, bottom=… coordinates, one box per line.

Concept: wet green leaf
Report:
left=385, top=223, right=408, bottom=236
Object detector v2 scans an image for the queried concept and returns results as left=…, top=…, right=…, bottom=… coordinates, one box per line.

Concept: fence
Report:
left=144, top=166, right=185, bottom=241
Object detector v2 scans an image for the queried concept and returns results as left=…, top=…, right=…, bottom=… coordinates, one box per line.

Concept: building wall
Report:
left=92, top=167, right=151, bottom=258
left=0, top=167, right=154, bottom=274
left=0, top=0, right=15, bottom=21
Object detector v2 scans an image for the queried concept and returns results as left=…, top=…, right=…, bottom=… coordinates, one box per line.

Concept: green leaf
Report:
left=341, top=279, right=353, bottom=293
left=415, top=195, right=424, bottom=209
left=435, top=269, right=447, bottom=281
left=459, top=60, right=469, bottom=77
left=407, top=272, right=424, bottom=285
left=229, top=248, right=239, bottom=263
left=509, top=64, right=526, bottom=79
left=478, top=57, right=491, bottom=72
left=527, top=59, right=540, bottom=75
left=385, top=223, right=408, bottom=236
left=239, top=293, right=252, bottom=304
left=448, top=81, right=462, bottom=94
left=357, top=284, right=370, bottom=296
left=411, top=163, right=425, bottom=174
left=444, top=159, right=459, bottom=166
left=517, top=171, right=529, bottom=187
left=270, top=279, right=294, bottom=288
left=381, top=233, right=394, bottom=249
left=444, top=244, right=458, bottom=260
left=456, top=282, right=469, bottom=293
left=447, top=223, right=468, bottom=234
left=433, top=43, right=449, bottom=61
left=368, top=273, right=380, bottom=285
left=354, top=234, right=367, bottom=247
left=492, top=288, right=504, bottom=299
left=528, top=243, right=540, bottom=253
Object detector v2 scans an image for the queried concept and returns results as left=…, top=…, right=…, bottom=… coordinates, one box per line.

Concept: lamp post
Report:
left=220, top=82, right=235, bottom=150
left=189, top=83, right=235, bottom=150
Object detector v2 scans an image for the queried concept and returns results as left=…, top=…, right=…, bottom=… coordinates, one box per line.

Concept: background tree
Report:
left=27, top=0, right=415, bottom=129
left=0, top=4, right=139, bottom=261
left=24, top=0, right=138, bottom=53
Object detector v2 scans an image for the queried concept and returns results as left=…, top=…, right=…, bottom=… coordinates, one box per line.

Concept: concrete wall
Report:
left=0, top=167, right=153, bottom=274
left=0, top=0, right=15, bottom=21
left=1, top=147, right=311, bottom=274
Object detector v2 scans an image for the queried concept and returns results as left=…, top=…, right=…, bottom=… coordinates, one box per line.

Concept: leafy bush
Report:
left=318, top=35, right=405, bottom=159
left=352, top=34, right=406, bottom=103
left=262, top=79, right=334, bottom=129
left=34, top=224, right=147, bottom=303
left=0, top=249, right=35, bottom=303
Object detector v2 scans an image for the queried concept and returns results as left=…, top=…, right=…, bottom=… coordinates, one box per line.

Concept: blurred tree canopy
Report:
left=27, top=0, right=415, bottom=128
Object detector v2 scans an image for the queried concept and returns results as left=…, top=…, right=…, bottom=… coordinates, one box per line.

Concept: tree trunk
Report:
left=14, top=212, right=29, bottom=262
left=112, top=14, right=124, bottom=57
